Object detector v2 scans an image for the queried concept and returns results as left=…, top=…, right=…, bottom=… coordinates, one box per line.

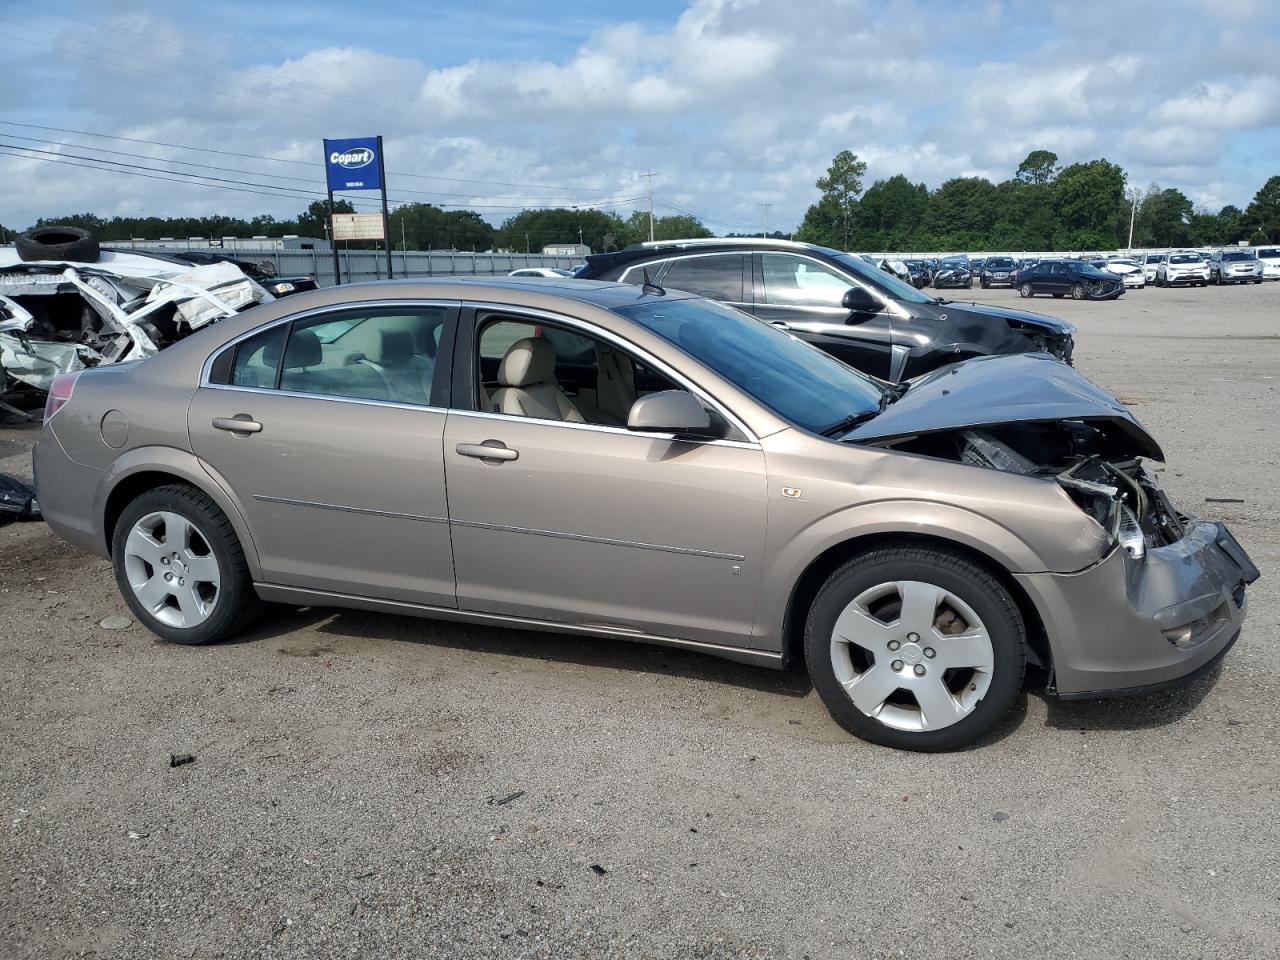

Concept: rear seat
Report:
left=273, top=329, right=392, bottom=401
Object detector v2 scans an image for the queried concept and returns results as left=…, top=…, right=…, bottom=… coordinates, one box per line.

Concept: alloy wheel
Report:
left=122, top=511, right=221, bottom=628
left=829, top=580, right=995, bottom=732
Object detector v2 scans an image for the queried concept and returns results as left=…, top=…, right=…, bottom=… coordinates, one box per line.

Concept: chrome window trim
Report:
left=198, top=383, right=450, bottom=415
left=448, top=408, right=760, bottom=450
left=618, top=250, right=748, bottom=286
left=198, top=298, right=460, bottom=387
left=467, top=300, right=761, bottom=445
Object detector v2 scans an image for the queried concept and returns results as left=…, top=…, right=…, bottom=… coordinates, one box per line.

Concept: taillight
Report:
left=44, top=371, right=81, bottom=421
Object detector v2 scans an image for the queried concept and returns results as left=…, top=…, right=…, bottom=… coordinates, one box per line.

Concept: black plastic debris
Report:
left=589, top=864, right=608, bottom=876
left=0, top=474, right=40, bottom=525
left=169, top=753, right=196, bottom=768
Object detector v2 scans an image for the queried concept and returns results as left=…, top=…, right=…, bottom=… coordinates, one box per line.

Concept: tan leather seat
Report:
left=490, top=337, right=584, bottom=422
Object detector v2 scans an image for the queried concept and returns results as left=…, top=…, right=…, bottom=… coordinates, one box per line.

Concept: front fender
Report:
left=97, top=446, right=263, bottom=580
left=755, top=498, right=1064, bottom=649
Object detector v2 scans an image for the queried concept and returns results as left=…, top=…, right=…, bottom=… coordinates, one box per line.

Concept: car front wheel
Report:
left=112, top=484, right=262, bottom=645
left=1018, top=282, right=1033, bottom=298
left=804, top=546, right=1026, bottom=751
left=1070, top=282, right=1085, bottom=299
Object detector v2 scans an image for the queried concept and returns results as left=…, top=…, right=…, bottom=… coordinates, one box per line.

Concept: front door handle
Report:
left=456, top=441, right=518, bottom=462
left=212, top=415, right=262, bottom=434
left=769, top=320, right=792, bottom=330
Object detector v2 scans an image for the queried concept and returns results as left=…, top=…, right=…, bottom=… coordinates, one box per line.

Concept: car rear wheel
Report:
left=1018, top=282, right=1033, bottom=298
left=804, top=546, right=1026, bottom=751
left=112, top=484, right=262, bottom=645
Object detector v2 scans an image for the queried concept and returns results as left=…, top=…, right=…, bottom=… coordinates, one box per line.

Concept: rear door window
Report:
left=656, top=255, right=747, bottom=302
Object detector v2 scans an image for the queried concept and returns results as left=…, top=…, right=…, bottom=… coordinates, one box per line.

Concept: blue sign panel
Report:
left=323, top=137, right=382, bottom=191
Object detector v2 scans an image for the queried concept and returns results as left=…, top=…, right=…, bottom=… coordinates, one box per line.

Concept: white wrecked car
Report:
left=0, top=245, right=274, bottom=396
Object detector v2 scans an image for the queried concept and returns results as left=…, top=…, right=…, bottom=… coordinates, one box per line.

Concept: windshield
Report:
left=1222, top=252, right=1250, bottom=261
left=940, top=258, right=969, bottom=269
left=986, top=257, right=1014, bottom=268
left=829, top=252, right=937, bottom=303
left=1146, top=254, right=1166, bottom=263
left=1109, top=259, right=1138, bottom=267
left=1170, top=254, right=1201, bottom=264
left=1257, top=248, right=1280, bottom=259
left=615, top=297, right=886, bottom=433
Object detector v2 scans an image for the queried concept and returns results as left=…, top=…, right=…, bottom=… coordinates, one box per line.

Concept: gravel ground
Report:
left=2, top=282, right=1278, bottom=959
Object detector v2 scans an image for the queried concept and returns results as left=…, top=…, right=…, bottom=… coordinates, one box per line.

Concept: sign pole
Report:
left=327, top=187, right=342, bottom=286
left=378, top=135, right=393, bottom=280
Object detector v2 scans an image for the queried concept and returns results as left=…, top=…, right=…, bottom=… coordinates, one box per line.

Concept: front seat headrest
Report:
left=498, top=337, right=556, bottom=387
left=281, top=328, right=323, bottom=368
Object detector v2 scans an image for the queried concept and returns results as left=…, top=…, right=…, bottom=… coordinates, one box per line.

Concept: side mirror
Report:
left=841, top=286, right=880, bottom=314
left=626, top=390, right=713, bottom=436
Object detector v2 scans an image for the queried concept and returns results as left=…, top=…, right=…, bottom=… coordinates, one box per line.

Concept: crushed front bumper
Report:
left=1016, top=521, right=1256, bottom=697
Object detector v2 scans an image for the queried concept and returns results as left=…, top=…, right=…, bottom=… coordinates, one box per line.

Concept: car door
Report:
left=188, top=301, right=459, bottom=607
left=749, top=252, right=895, bottom=378
left=442, top=305, right=767, bottom=649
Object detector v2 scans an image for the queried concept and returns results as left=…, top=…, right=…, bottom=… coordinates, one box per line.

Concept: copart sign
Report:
left=323, top=136, right=382, bottom=191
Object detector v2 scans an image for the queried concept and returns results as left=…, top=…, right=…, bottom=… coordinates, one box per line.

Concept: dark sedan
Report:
left=1015, top=260, right=1124, bottom=300
left=903, top=259, right=931, bottom=288
left=980, top=256, right=1018, bottom=288
left=931, top=257, right=973, bottom=289
left=575, top=239, right=1073, bottom=381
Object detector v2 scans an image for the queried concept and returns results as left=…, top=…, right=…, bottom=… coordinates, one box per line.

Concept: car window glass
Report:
left=656, top=255, right=745, bottom=302
left=617, top=297, right=885, bottom=433
left=228, top=324, right=287, bottom=389
left=760, top=254, right=849, bottom=307
left=272, top=307, right=446, bottom=405
left=476, top=314, right=681, bottom=428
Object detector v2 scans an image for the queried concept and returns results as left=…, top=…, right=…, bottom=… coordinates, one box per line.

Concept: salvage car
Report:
left=979, top=256, right=1017, bottom=288
left=1208, top=249, right=1264, bottom=285
left=903, top=259, right=931, bottom=288
left=0, top=234, right=274, bottom=401
left=931, top=256, right=973, bottom=289
left=574, top=239, right=1073, bottom=381
left=1101, top=258, right=1146, bottom=289
left=1016, top=259, right=1124, bottom=300
left=1155, top=252, right=1210, bottom=287
left=33, top=277, right=1257, bottom=751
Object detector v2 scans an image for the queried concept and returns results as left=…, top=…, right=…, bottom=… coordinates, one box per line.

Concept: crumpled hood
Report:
left=845, top=353, right=1164, bottom=460
left=929, top=300, right=1075, bottom=336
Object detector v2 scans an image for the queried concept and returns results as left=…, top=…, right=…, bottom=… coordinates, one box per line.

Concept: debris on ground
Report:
left=169, top=753, right=196, bottom=768
left=98, top=615, right=132, bottom=630
left=491, top=790, right=525, bottom=806
left=0, top=474, right=40, bottom=525
left=1205, top=497, right=1245, bottom=504
left=589, top=864, right=608, bottom=876
left=992, top=811, right=1010, bottom=822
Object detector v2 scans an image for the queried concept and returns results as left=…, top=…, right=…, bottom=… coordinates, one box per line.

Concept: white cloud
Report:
left=0, top=0, right=1276, bottom=230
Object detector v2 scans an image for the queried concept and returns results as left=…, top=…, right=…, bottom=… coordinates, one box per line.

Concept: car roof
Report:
left=582, top=237, right=845, bottom=273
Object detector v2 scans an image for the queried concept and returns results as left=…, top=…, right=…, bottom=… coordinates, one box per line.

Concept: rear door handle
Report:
left=212, top=415, right=262, bottom=434
left=456, top=441, right=518, bottom=462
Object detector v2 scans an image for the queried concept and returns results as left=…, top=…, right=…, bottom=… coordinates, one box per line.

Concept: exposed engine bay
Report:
left=875, top=420, right=1186, bottom=556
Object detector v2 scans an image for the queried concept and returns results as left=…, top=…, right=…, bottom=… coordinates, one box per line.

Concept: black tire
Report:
left=15, top=225, right=100, bottom=263
left=1070, top=282, right=1085, bottom=300
left=1018, top=282, right=1033, bottom=298
left=111, top=484, right=262, bottom=645
left=804, top=545, right=1026, bottom=751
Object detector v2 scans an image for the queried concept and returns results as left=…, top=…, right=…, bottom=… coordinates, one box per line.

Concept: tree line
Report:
left=796, top=149, right=1280, bottom=251
left=8, top=154, right=1278, bottom=254
left=5, top=201, right=711, bottom=254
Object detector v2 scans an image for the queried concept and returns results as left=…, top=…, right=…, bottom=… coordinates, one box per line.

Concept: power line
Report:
left=0, top=145, right=648, bottom=212
left=0, top=121, right=631, bottom=194
left=0, top=133, right=645, bottom=205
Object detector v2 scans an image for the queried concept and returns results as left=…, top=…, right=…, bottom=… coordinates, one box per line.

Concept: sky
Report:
left=1, top=0, right=1278, bottom=234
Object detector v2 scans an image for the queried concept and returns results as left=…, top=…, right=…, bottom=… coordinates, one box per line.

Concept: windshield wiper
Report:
left=820, top=411, right=880, bottom=437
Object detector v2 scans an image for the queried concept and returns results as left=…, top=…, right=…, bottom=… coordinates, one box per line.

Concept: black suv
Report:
left=575, top=240, right=1074, bottom=381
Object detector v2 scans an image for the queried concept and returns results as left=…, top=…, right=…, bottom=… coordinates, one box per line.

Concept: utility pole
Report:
left=525, top=232, right=530, bottom=254
left=1127, top=189, right=1139, bottom=254
left=401, top=218, right=407, bottom=252
left=640, top=171, right=658, bottom=242
left=761, top=203, right=773, bottom=239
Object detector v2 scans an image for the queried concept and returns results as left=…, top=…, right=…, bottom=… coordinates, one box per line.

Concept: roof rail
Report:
left=633, top=237, right=811, bottom=251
